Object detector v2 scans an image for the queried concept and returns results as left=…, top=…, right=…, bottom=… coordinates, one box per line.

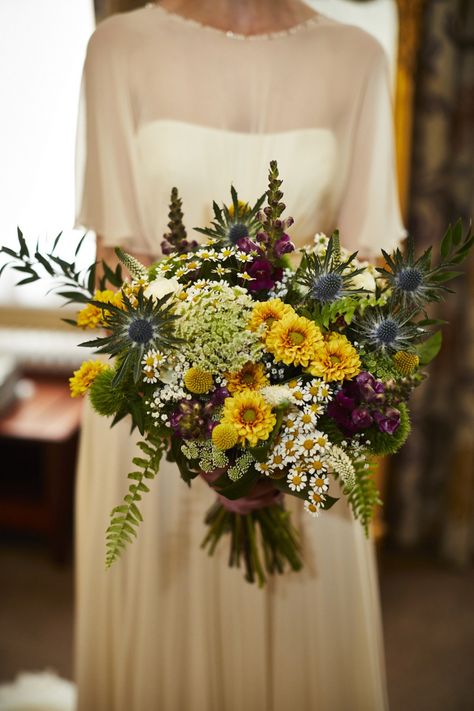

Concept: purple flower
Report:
left=211, top=387, right=229, bottom=406
left=274, top=233, right=295, bottom=258
left=373, top=407, right=401, bottom=435
left=355, top=371, right=385, bottom=404
left=247, top=258, right=275, bottom=292
left=335, top=389, right=356, bottom=410
left=351, top=407, right=373, bottom=429
left=236, top=236, right=261, bottom=254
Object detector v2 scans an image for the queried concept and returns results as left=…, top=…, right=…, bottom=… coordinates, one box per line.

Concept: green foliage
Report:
left=0, top=227, right=124, bottom=305
left=360, top=349, right=400, bottom=380
left=89, top=367, right=122, bottom=416
left=416, top=330, right=442, bottom=366
left=115, top=247, right=148, bottom=280
left=346, top=455, right=381, bottom=535
left=105, top=436, right=166, bottom=568
left=367, top=403, right=411, bottom=456
left=202, top=499, right=303, bottom=587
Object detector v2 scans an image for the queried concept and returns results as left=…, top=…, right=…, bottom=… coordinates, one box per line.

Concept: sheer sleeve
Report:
left=336, top=43, right=406, bottom=258
left=75, top=22, right=148, bottom=252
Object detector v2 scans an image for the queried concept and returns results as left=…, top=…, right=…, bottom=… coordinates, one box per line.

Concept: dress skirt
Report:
left=75, top=400, right=389, bottom=711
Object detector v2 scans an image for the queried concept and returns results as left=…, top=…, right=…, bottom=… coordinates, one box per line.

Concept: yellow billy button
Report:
left=393, top=351, right=420, bottom=376
left=212, top=423, right=239, bottom=451
left=183, top=367, right=213, bottom=394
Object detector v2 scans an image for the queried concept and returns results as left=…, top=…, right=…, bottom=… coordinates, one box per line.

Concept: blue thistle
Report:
left=357, top=309, right=423, bottom=353
left=194, top=185, right=264, bottom=246
left=297, top=232, right=369, bottom=305
left=378, top=223, right=474, bottom=310
left=79, top=289, right=181, bottom=385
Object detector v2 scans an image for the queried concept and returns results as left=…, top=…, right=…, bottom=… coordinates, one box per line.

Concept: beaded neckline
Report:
left=149, top=3, right=320, bottom=41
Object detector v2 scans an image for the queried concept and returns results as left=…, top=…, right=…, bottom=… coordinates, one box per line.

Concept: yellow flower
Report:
left=248, top=299, right=295, bottom=334
left=184, top=367, right=213, bottom=394
left=393, top=351, right=419, bottom=376
left=308, top=333, right=361, bottom=382
left=221, top=390, right=276, bottom=447
left=76, top=289, right=123, bottom=329
left=69, top=360, right=108, bottom=398
left=227, top=200, right=250, bottom=218
left=226, top=362, right=269, bottom=394
left=212, top=423, right=239, bottom=450
left=265, top=314, right=323, bottom=367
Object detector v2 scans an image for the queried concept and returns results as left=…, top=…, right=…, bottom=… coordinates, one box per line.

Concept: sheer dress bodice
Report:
left=77, top=4, right=404, bottom=257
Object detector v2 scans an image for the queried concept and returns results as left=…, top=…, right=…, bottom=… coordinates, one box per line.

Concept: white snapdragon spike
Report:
left=260, top=384, right=293, bottom=407
left=144, top=275, right=181, bottom=302
left=326, top=444, right=356, bottom=491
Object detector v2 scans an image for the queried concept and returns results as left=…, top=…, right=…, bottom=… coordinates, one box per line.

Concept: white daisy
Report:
left=304, top=500, right=320, bottom=517
left=235, top=252, right=253, bottom=263
left=309, top=474, right=329, bottom=493
left=219, top=246, right=235, bottom=259
left=255, top=461, right=272, bottom=476
left=307, top=490, right=326, bottom=507
left=287, top=471, right=307, bottom=492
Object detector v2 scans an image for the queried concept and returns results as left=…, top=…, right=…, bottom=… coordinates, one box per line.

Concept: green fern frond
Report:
left=115, top=247, right=148, bottom=280
left=105, top=436, right=166, bottom=567
left=346, top=456, right=381, bottom=535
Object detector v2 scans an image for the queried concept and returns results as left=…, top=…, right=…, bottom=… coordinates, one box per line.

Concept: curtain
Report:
left=388, top=0, right=474, bottom=565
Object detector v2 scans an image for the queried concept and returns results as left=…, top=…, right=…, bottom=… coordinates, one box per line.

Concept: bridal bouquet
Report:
left=2, top=162, right=472, bottom=585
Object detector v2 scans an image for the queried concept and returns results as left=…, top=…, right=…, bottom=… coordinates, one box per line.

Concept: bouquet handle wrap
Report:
left=200, top=470, right=301, bottom=587
left=200, top=471, right=284, bottom=514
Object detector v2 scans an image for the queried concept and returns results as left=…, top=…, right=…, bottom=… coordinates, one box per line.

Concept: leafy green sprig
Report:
left=0, top=227, right=123, bottom=306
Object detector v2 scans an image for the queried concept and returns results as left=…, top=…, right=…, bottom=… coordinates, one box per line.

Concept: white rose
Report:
left=144, top=276, right=181, bottom=302
left=351, top=268, right=377, bottom=292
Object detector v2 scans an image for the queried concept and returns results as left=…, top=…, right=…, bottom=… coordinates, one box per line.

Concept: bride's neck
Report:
left=157, top=0, right=316, bottom=35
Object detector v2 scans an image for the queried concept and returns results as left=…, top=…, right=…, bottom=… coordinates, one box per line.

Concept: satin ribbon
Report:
left=201, top=470, right=284, bottom=514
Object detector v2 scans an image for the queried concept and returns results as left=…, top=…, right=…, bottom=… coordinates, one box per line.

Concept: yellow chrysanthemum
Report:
left=265, top=314, right=324, bottom=367
left=76, top=289, right=123, bottom=329
left=308, top=333, right=361, bottom=382
left=212, top=423, right=239, bottom=450
left=227, top=200, right=250, bottom=218
left=69, top=360, right=108, bottom=398
left=248, top=299, right=295, bottom=334
left=393, top=351, right=419, bottom=376
left=221, top=390, right=276, bottom=447
left=225, top=362, right=269, bottom=394
left=184, top=367, right=213, bottom=394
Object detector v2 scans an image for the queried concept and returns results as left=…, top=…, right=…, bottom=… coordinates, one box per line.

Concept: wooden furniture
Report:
left=0, top=375, right=83, bottom=562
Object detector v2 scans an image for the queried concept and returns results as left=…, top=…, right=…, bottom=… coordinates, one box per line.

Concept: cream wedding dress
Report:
left=75, top=6, right=404, bottom=710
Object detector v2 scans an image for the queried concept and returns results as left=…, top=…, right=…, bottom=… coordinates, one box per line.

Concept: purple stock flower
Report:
left=373, top=408, right=401, bottom=435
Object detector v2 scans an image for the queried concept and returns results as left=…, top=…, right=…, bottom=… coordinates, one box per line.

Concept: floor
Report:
left=0, top=540, right=472, bottom=711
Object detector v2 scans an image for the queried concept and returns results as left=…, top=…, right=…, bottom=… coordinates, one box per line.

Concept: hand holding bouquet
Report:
left=2, top=162, right=472, bottom=586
